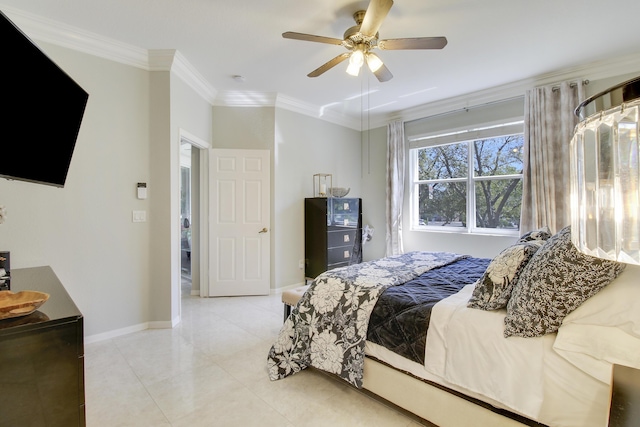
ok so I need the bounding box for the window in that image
[411,130,524,234]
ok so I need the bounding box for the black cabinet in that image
[305,197,362,279]
[0,266,85,427]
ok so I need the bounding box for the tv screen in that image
[1,11,89,188]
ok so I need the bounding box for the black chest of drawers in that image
[305,197,362,280]
[0,266,85,427]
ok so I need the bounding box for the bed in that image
[267,226,640,427]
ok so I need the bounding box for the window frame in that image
[409,122,524,236]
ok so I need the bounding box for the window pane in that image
[418,143,468,180]
[474,179,522,229]
[417,182,467,227]
[473,135,523,177]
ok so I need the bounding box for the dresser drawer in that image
[327,261,350,271]
[328,246,355,264]
[327,229,358,248]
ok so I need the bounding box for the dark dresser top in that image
[0,266,83,335]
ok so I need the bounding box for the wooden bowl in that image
[0,290,50,320]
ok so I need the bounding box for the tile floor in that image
[84,285,430,427]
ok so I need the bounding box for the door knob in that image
[259,227,268,234]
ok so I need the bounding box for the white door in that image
[209,149,270,296]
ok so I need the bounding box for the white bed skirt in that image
[363,355,530,427]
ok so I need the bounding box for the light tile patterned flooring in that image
[84,287,430,426]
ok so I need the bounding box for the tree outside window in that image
[413,134,523,232]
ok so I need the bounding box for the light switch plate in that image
[132,210,146,222]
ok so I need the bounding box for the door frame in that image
[178,129,210,298]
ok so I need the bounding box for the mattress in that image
[365,284,611,427]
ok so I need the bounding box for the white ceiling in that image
[3,0,640,128]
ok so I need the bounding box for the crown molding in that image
[1,5,364,129]
[171,50,217,104]
[2,5,218,105]
[4,5,638,132]
[213,91,278,107]
[148,49,218,104]
[392,53,640,125]
[276,95,362,131]
[212,91,363,130]
[147,49,176,71]
[2,6,149,69]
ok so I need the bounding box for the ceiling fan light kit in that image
[346,47,365,76]
[282,0,447,82]
[366,53,384,73]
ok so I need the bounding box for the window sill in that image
[410,227,519,238]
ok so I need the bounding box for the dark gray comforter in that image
[367,257,490,365]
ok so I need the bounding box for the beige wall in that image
[2,31,637,341]
[0,42,154,336]
[212,107,275,150]
[360,126,388,261]
[0,41,217,338]
[274,108,362,289]
[210,106,362,290]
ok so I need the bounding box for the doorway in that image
[179,135,207,299]
[180,142,193,296]
[177,129,210,302]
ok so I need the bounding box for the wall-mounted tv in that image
[1,10,89,188]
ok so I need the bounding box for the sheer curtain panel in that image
[386,120,405,256]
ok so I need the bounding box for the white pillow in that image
[553,264,640,384]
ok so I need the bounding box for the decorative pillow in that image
[517,226,552,243]
[468,241,542,310]
[504,225,626,338]
[552,264,640,383]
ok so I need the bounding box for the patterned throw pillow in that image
[468,241,542,310]
[517,226,552,243]
[504,226,626,338]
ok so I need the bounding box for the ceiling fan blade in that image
[308,53,351,77]
[373,63,393,82]
[282,31,344,45]
[359,0,394,37]
[379,37,448,50]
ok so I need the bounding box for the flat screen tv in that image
[1,10,89,188]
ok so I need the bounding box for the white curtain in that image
[520,81,585,234]
[386,120,405,256]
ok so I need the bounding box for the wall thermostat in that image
[137,182,147,199]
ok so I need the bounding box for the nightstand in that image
[609,364,640,427]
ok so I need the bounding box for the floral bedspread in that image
[267,251,468,388]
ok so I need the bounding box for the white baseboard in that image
[84,322,150,344]
[85,319,176,344]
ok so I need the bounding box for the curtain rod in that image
[552,79,590,92]
[406,80,590,125]
[404,95,525,125]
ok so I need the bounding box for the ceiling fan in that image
[282,0,447,82]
